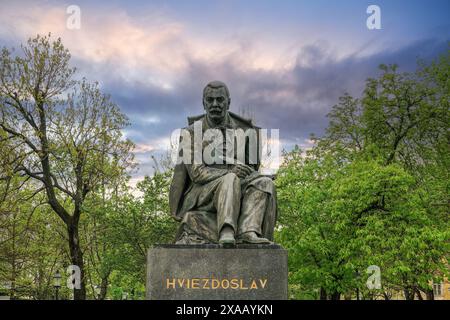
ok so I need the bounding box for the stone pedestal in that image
[146,244,288,300]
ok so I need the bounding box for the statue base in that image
[146,244,288,300]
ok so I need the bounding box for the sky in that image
[0,0,449,184]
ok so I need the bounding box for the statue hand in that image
[231,164,254,179]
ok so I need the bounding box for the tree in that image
[0,34,134,299]
[276,52,449,299]
[104,170,178,299]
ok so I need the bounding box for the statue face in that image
[203,87,229,123]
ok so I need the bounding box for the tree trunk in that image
[425,289,434,300]
[403,288,414,300]
[320,287,327,300]
[415,288,423,300]
[99,275,109,300]
[68,223,86,300]
[330,291,341,300]
[10,213,16,300]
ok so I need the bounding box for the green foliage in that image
[276,51,450,300]
[79,170,177,299]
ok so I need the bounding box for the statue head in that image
[203,80,230,124]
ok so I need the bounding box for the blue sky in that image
[0,0,448,183]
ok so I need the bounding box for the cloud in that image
[133,143,156,154]
[0,1,293,87]
[1,1,448,182]
[81,36,449,182]
[108,37,448,144]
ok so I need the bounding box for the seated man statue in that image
[169,81,277,245]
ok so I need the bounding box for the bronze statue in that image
[169,81,277,245]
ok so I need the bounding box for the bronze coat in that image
[169,111,261,221]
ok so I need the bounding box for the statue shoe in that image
[237,232,272,244]
[219,230,236,246]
